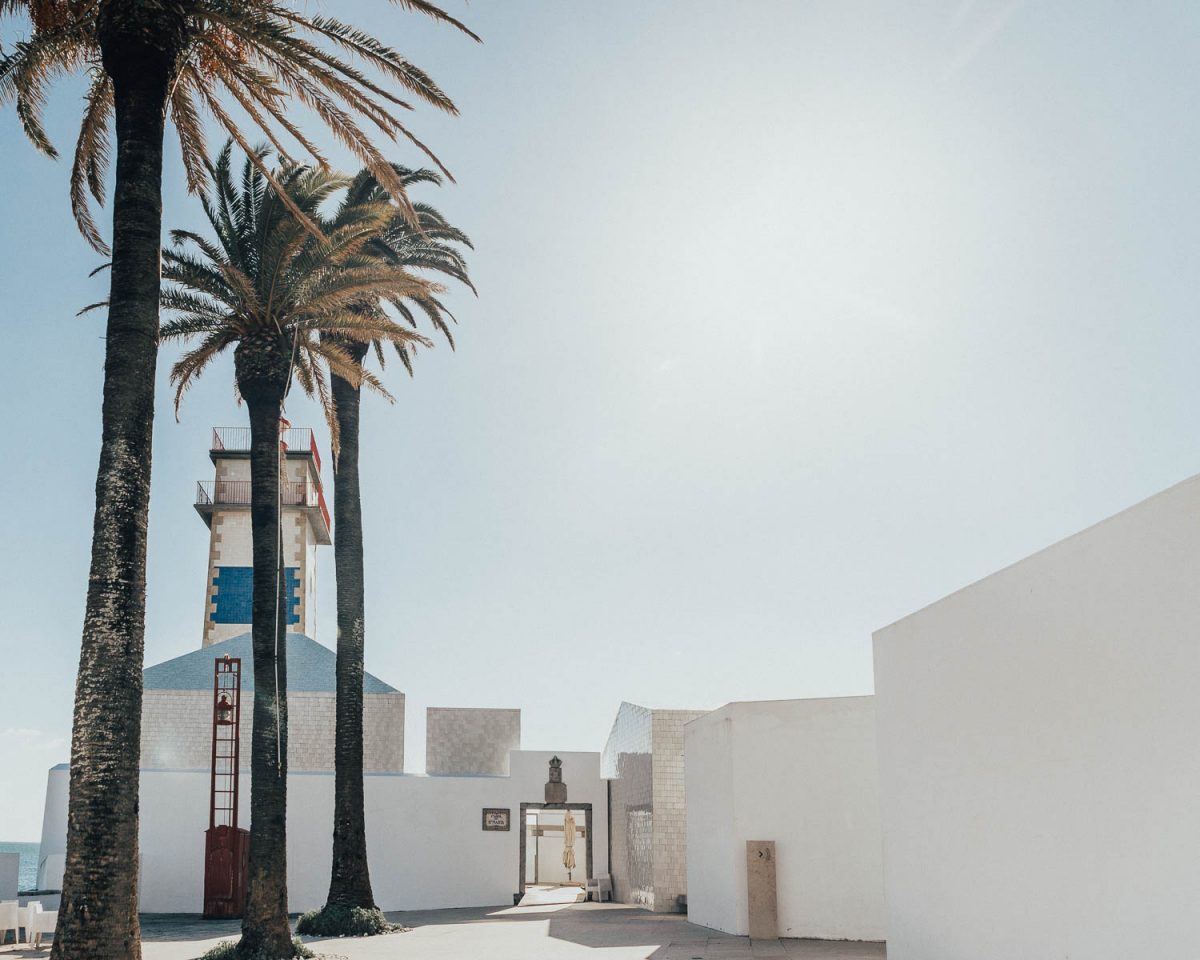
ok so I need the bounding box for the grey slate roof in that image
[143,632,398,694]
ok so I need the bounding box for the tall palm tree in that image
[160,144,435,959]
[1,5,475,959]
[299,167,473,934]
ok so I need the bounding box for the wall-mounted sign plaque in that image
[482,808,510,831]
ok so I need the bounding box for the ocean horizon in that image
[0,842,39,893]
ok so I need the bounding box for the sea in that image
[0,842,39,893]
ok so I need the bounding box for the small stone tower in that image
[195,424,331,647]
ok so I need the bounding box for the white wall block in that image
[874,475,1200,960]
[686,697,885,940]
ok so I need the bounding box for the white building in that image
[40,750,607,913]
[685,697,885,941]
[873,475,1200,960]
[37,427,608,913]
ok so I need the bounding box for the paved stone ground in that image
[1,905,886,959]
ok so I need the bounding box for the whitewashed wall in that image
[38,750,606,913]
[685,698,885,940]
[36,765,68,891]
[873,475,1200,960]
[683,707,735,930]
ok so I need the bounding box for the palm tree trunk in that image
[51,50,174,960]
[238,380,296,960]
[325,350,376,910]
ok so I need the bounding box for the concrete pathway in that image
[1,905,886,960]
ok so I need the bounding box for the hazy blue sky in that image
[3,0,1199,839]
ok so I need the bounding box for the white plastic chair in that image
[20,902,42,947]
[29,907,57,949]
[0,900,19,944]
[585,875,612,902]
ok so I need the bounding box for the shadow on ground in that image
[382,903,885,958]
[124,905,885,959]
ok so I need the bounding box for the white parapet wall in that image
[685,698,885,940]
[873,475,1200,960]
[38,750,606,913]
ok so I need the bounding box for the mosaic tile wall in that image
[650,709,706,911]
[140,689,404,772]
[603,702,654,905]
[209,566,301,625]
[425,707,521,776]
[602,703,707,911]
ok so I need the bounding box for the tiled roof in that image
[143,632,399,694]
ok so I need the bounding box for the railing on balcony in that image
[211,426,322,473]
[196,479,331,531]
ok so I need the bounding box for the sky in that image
[3,0,1200,840]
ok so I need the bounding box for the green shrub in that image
[196,937,314,960]
[295,905,400,938]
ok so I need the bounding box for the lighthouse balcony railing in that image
[195,479,331,531]
[211,426,322,473]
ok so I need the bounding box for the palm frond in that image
[159,307,227,338]
[1,21,93,157]
[76,299,108,317]
[302,15,459,113]
[169,69,210,193]
[317,159,474,392]
[170,328,237,417]
[382,0,480,42]
[196,87,325,240]
[5,0,478,258]
[69,68,112,253]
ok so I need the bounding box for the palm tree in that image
[160,143,435,958]
[1,5,475,958]
[299,168,472,934]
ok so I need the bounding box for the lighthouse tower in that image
[194,424,331,647]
